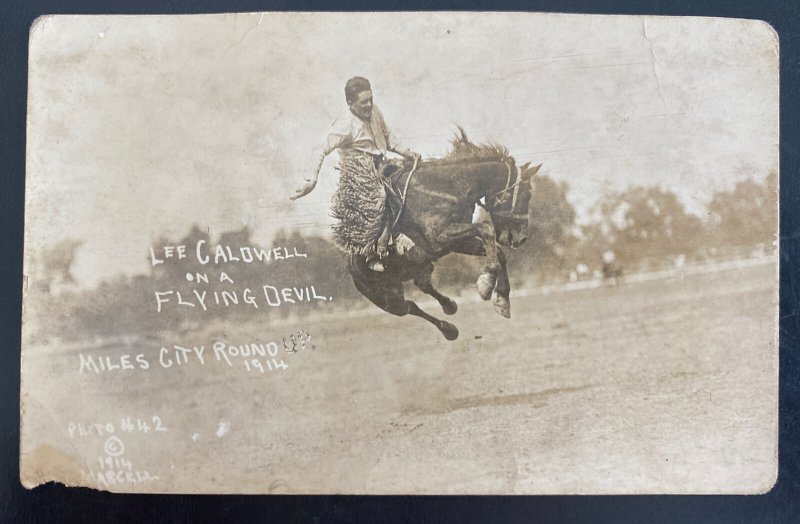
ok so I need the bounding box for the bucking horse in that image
[337,130,541,340]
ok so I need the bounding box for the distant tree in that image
[707,171,777,250]
[568,222,613,273]
[433,253,484,289]
[69,273,164,338]
[150,224,212,284]
[595,186,703,268]
[40,225,371,341]
[270,229,360,302]
[38,239,82,294]
[508,175,577,278]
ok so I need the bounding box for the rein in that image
[390,155,419,229]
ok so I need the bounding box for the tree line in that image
[27,172,776,341]
[506,170,777,281]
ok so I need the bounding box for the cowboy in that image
[291,76,419,271]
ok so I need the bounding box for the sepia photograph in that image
[20,12,778,494]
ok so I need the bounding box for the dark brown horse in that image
[346,131,541,340]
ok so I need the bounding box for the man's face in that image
[349,90,373,120]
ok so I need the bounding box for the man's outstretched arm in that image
[290,121,350,201]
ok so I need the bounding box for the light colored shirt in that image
[313,105,403,176]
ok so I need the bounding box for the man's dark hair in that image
[345,77,371,104]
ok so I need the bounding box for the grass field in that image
[21,261,778,494]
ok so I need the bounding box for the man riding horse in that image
[290,76,420,272]
[291,77,541,340]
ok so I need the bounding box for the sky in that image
[25,13,778,287]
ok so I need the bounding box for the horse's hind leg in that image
[348,257,458,340]
[413,263,457,315]
[405,301,459,340]
[382,297,459,341]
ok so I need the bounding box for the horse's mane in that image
[439,127,510,164]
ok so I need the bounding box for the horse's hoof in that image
[442,298,458,315]
[477,273,496,301]
[493,295,511,318]
[438,321,459,341]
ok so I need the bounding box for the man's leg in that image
[376,224,390,256]
[369,155,392,271]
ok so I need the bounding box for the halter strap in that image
[511,164,522,212]
[491,161,514,207]
[488,160,528,218]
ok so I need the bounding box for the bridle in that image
[483,159,529,220]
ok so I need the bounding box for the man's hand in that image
[290,178,317,201]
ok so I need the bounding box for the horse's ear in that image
[522,163,542,180]
[520,161,531,170]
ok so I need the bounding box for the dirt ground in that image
[20,261,778,494]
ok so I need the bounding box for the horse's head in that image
[490,161,541,249]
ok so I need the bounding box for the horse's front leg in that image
[451,238,512,318]
[491,247,511,318]
[435,221,501,299]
